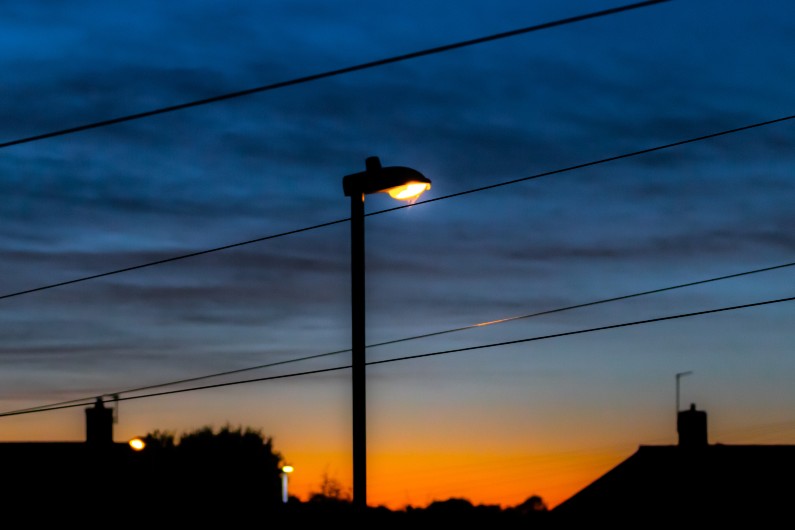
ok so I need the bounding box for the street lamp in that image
[281,465,294,504]
[342,156,431,512]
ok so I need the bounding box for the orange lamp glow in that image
[129,437,146,451]
[386,181,431,200]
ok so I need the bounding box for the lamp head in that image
[343,156,431,201]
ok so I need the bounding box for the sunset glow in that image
[1,0,794,517]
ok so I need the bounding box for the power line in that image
[381,114,795,211]
[369,294,795,366]
[5,259,793,417]
[0,364,349,417]
[0,217,347,301]
[3,292,792,418]
[2,113,792,303]
[0,0,671,149]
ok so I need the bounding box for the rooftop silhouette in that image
[553,403,795,524]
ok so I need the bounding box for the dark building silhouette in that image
[85,397,114,446]
[552,403,795,524]
[677,402,708,447]
[0,399,283,523]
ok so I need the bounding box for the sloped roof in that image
[553,444,795,523]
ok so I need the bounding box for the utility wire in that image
[5,259,793,417]
[3,292,792,418]
[376,115,795,213]
[0,0,670,149]
[0,218,346,301]
[369,294,795,366]
[2,113,792,303]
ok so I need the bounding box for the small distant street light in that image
[281,465,294,504]
[342,156,431,511]
[128,437,146,451]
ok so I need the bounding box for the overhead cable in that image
[0,1,671,149]
[2,113,791,303]
[3,292,791,418]
[4,259,792,417]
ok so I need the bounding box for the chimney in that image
[677,403,708,447]
[85,397,114,446]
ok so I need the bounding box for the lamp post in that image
[342,156,431,512]
[281,465,294,504]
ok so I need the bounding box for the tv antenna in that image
[106,393,120,424]
[676,371,693,414]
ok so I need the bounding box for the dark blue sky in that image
[1,0,794,508]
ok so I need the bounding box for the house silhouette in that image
[552,403,795,524]
[0,398,282,522]
[1,399,140,508]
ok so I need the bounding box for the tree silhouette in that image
[512,494,548,514]
[141,428,176,449]
[134,423,285,521]
[309,470,350,502]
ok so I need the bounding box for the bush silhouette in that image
[135,424,284,519]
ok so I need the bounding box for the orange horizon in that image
[280,446,634,511]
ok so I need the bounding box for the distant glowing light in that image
[386,182,431,201]
[129,438,146,451]
[281,465,294,504]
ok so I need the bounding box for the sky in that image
[1,0,794,510]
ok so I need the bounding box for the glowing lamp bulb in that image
[282,465,294,473]
[129,438,146,451]
[386,181,431,200]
